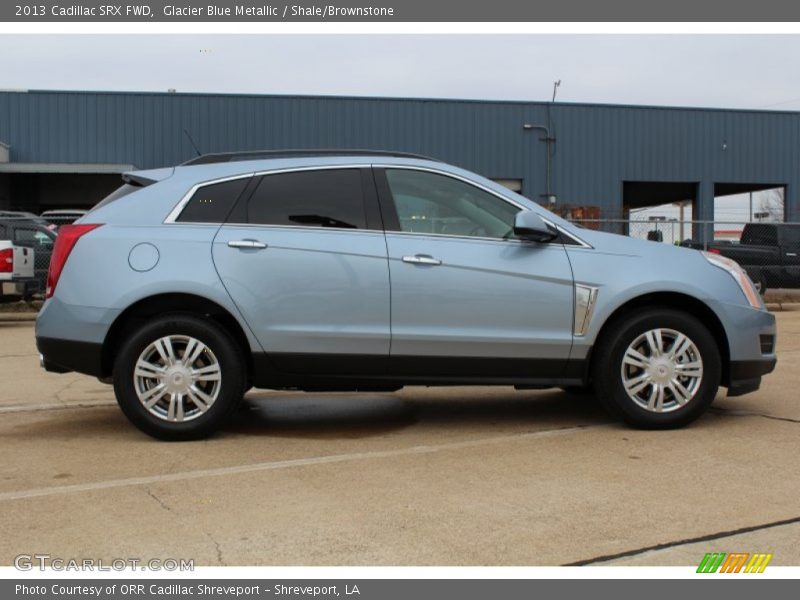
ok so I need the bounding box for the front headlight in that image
[702,251,762,309]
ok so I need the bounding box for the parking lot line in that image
[0,424,602,503]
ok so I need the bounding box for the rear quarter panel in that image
[50,223,263,351]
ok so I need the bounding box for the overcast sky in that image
[1,34,800,110]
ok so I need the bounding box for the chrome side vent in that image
[574,285,599,336]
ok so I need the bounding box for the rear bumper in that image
[36,336,104,377]
[35,298,120,376]
[726,358,777,397]
[1,278,36,299]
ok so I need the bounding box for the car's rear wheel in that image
[113,314,246,440]
[592,309,721,429]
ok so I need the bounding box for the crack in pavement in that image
[205,532,227,566]
[145,487,173,513]
[53,377,91,403]
[710,406,800,424]
[0,400,116,413]
[564,515,800,566]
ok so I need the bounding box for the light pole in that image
[522,123,556,207]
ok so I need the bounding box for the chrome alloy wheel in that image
[620,328,704,413]
[133,335,221,422]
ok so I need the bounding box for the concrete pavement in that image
[0,311,798,566]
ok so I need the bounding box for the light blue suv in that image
[36,151,777,440]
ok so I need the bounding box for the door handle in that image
[228,240,267,250]
[786,252,797,257]
[402,254,442,266]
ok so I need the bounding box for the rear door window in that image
[246,169,366,230]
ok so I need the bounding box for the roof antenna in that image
[552,80,562,102]
[183,129,202,156]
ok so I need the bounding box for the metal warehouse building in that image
[0,89,798,222]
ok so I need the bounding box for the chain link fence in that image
[0,215,81,302]
[569,218,800,296]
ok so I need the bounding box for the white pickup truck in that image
[0,240,35,302]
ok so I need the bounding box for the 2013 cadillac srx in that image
[35,151,777,440]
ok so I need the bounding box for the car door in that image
[212,167,391,376]
[375,167,575,380]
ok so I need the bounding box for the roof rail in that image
[181,149,440,166]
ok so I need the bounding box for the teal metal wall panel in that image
[0,90,799,218]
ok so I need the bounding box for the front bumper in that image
[726,358,777,397]
[710,298,777,398]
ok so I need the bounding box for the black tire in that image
[113,314,246,441]
[592,308,721,429]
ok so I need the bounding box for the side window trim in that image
[168,164,431,235]
[166,173,254,224]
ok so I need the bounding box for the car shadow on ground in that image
[4,388,615,442]
[226,388,612,439]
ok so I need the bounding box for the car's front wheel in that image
[113,314,246,440]
[592,309,721,429]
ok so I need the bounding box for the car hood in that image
[571,226,702,261]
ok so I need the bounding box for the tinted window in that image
[247,169,366,229]
[742,225,778,246]
[781,226,800,246]
[177,178,249,223]
[385,169,520,239]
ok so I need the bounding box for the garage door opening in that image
[623,181,697,244]
[713,183,786,242]
[0,163,134,214]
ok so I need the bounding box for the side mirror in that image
[513,211,557,242]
